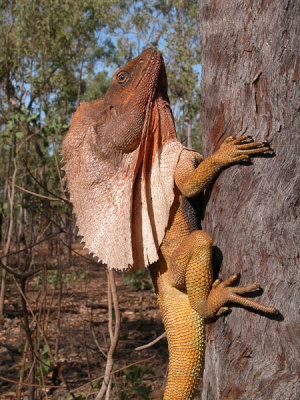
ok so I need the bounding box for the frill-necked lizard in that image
[62,49,278,399]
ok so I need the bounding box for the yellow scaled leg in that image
[169,229,278,318]
[157,280,205,400]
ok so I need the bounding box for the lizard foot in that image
[203,273,279,318]
[215,135,274,165]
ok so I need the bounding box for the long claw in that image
[232,135,252,144]
[232,283,260,294]
[229,293,279,314]
[232,155,250,162]
[236,141,267,150]
[238,146,271,155]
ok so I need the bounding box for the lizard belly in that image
[160,192,199,264]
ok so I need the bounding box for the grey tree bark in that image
[197,1,299,399]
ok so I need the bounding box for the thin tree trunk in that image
[55,238,63,360]
[1,146,12,245]
[197,1,299,399]
[16,339,29,400]
[186,118,192,149]
[65,205,73,266]
[96,270,121,400]
[0,158,17,322]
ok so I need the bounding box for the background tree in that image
[164,0,201,149]
[0,0,120,319]
[198,1,299,399]
[0,1,122,397]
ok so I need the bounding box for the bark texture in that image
[197,1,299,399]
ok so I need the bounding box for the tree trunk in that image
[197,1,299,399]
[186,118,192,148]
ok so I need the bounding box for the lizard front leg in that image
[175,135,272,198]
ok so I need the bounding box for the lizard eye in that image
[117,71,130,84]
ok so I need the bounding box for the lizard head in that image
[104,48,167,110]
[62,49,171,176]
[102,48,168,152]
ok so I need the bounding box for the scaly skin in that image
[150,136,278,400]
[62,49,279,400]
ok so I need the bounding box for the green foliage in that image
[124,364,147,383]
[0,0,123,258]
[118,365,152,399]
[37,343,51,380]
[65,364,152,399]
[22,339,52,384]
[66,395,86,400]
[67,395,87,400]
[36,270,89,288]
[91,377,104,389]
[123,269,152,291]
[81,70,112,102]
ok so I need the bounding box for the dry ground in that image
[0,242,170,399]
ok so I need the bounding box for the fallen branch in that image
[135,332,167,351]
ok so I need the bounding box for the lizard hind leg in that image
[170,230,279,318]
[169,230,213,289]
[157,283,205,400]
[169,230,215,316]
[152,230,212,399]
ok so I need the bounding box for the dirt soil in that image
[0,242,170,399]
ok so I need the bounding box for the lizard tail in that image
[155,273,205,399]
